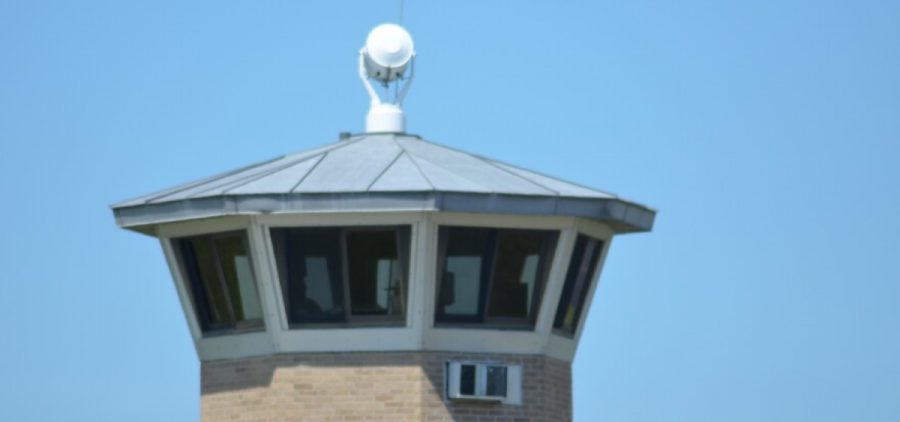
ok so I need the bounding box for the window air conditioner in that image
[445,361,522,404]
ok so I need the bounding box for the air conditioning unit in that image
[445,361,522,405]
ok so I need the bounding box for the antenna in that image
[360,23,415,133]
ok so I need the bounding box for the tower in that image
[112,24,655,421]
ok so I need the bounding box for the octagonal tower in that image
[112,24,654,422]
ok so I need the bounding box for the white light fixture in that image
[359,23,415,133]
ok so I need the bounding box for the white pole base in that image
[366,103,405,133]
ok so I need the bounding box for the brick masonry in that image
[201,351,572,421]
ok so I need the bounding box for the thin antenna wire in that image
[398,0,407,101]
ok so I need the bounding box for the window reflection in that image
[346,230,404,317]
[173,232,264,334]
[488,231,547,319]
[553,235,604,336]
[438,228,490,320]
[271,226,410,326]
[274,228,345,324]
[436,226,558,327]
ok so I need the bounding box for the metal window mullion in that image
[576,239,598,286]
[179,239,214,331]
[479,229,500,322]
[434,226,449,320]
[239,232,263,323]
[566,238,590,309]
[571,239,598,305]
[209,236,238,327]
[572,239,602,323]
[529,231,557,324]
[281,229,294,325]
[394,227,407,317]
[340,228,353,323]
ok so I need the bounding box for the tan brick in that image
[201,352,571,421]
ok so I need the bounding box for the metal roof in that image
[112,133,655,234]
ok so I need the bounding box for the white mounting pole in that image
[396,56,415,106]
[360,51,415,133]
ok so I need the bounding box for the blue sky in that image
[1,1,898,420]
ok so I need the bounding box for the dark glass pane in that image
[214,236,262,322]
[436,227,558,327]
[486,366,507,397]
[346,230,404,316]
[437,227,492,321]
[182,238,231,329]
[174,232,263,334]
[273,228,345,324]
[460,364,476,396]
[272,226,410,326]
[553,235,603,335]
[487,230,554,320]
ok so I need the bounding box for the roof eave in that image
[112,192,655,235]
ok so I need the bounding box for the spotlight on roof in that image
[359,24,416,133]
[363,24,415,83]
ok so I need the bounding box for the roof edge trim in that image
[112,192,655,235]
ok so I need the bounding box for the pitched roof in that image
[112,133,655,233]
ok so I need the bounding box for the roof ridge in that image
[189,137,369,197]
[138,155,285,205]
[133,138,366,204]
[279,136,366,160]
[469,154,560,196]
[397,138,526,193]
[407,136,618,198]
[187,142,352,198]
[219,154,323,195]
[394,138,437,190]
[482,156,618,198]
[365,148,406,191]
[288,152,329,193]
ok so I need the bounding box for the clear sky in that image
[1,1,898,421]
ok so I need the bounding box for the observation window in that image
[270,226,411,327]
[172,232,264,335]
[435,226,558,328]
[553,234,604,336]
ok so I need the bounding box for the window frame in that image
[271,225,412,329]
[434,225,559,330]
[552,233,605,338]
[171,230,265,336]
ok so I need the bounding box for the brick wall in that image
[201,351,572,421]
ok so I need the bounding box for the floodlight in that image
[359,23,416,133]
[363,24,415,82]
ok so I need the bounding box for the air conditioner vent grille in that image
[445,361,522,405]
